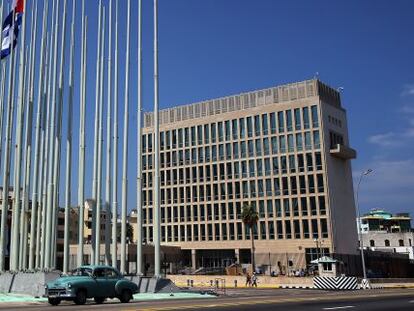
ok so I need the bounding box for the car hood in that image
[47,276,91,288]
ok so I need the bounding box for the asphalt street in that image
[0,288,413,311]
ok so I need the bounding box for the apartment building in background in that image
[141,79,358,272]
[359,209,414,260]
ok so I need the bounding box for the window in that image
[239,118,246,138]
[399,239,404,247]
[286,110,293,131]
[225,120,231,140]
[218,122,224,141]
[271,137,278,154]
[303,107,310,129]
[263,138,270,155]
[370,240,375,247]
[296,133,303,151]
[313,131,320,149]
[262,114,268,135]
[385,239,390,247]
[270,112,276,134]
[294,108,301,130]
[211,123,216,143]
[232,119,238,140]
[311,105,319,128]
[247,117,253,137]
[254,115,261,136]
[278,111,284,133]
[287,134,294,152]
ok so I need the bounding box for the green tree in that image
[241,202,258,272]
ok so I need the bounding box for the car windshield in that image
[71,267,93,276]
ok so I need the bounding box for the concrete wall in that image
[320,101,358,255]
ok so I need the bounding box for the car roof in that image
[77,265,119,271]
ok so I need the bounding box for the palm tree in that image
[241,203,258,272]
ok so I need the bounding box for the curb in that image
[281,285,314,289]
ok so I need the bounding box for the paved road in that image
[0,288,413,311]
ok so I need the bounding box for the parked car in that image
[45,265,139,306]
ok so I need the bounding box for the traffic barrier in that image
[313,276,358,290]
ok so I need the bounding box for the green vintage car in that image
[45,265,139,306]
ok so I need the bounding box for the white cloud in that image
[401,84,414,97]
[354,159,414,214]
[367,132,402,147]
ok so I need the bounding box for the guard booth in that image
[311,256,342,277]
[312,256,359,290]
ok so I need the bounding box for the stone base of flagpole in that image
[0,271,61,297]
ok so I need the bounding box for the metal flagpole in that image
[95,8,105,266]
[45,0,60,269]
[19,47,30,270]
[136,0,143,276]
[64,0,76,274]
[41,28,53,268]
[0,7,18,272]
[30,0,49,271]
[51,0,68,269]
[77,3,87,266]
[104,0,113,267]
[153,0,161,278]
[21,1,39,270]
[11,0,28,271]
[121,0,131,274]
[91,0,103,265]
[0,1,5,176]
[111,0,119,269]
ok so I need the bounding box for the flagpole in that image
[45,0,60,269]
[0,7,18,272]
[92,0,103,265]
[31,0,49,271]
[50,0,68,269]
[121,0,131,274]
[21,1,39,270]
[77,1,87,267]
[64,0,76,274]
[10,0,28,271]
[41,27,53,268]
[19,47,31,270]
[104,0,113,266]
[0,2,6,178]
[153,0,161,278]
[95,7,105,266]
[136,0,143,276]
[112,0,119,269]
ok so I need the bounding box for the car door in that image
[93,267,111,297]
[104,268,119,297]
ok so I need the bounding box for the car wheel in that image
[119,289,132,303]
[48,298,61,306]
[94,297,105,304]
[74,289,87,305]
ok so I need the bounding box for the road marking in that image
[323,307,355,310]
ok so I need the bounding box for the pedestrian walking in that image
[252,272,258,287]
[245,273,251,287]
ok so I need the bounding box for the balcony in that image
[330,144,357,160]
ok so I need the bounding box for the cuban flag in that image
[1,0,25,60]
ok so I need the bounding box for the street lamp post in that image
[355,169,373,286]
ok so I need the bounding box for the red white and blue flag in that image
[1,0,25,60]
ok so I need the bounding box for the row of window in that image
[369,239,412,247]
[143,131,321,170]
[143,152,324,188]
[141,218,329,243]
[141,196,327,225]
[143,106,320,152]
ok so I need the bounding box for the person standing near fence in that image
[252,272,258,287]
[245,273,251,287]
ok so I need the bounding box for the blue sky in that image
[4,0,414,216]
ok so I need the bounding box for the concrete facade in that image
[140,79,358,271]
[361,231,414,260]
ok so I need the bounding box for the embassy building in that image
[141,79,358,273]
